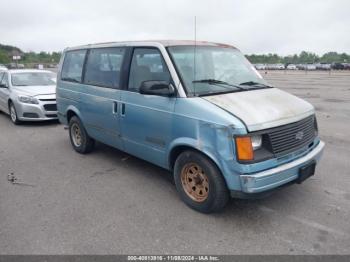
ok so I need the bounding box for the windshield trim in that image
[166,46,190,96]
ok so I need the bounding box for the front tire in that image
[174,150,229,213]
[69,116,95,154]
[9,102,21,125]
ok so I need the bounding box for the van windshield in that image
[167,46,270,96]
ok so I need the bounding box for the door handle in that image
[121,103,126,116]
[113,101,118,114]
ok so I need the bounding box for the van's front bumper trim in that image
[239,141,325,194]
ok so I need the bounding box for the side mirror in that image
[0,83,8,88]
[139,81,175,97]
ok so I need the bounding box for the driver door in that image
[119,47,176,168]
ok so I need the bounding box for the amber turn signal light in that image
[235,136,254,161]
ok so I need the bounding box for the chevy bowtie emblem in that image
[295,131,304,140]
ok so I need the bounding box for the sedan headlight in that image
[18,95,39,104]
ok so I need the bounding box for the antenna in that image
[193,16,197,96]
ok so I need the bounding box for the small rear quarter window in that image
[61,50,87,83]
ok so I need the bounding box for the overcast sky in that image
[0,0,349,55]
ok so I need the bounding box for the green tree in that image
[0,50,10,64]
[298,51,319,63]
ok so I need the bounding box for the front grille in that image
[43,104,57,111]
[39,98,56,102]
[268,115,316,156]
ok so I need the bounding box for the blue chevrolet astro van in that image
[57,40,325,213]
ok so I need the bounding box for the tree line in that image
[246,51,350,64]
[0,43,61,64]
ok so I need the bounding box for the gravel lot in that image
[0,71,349,255]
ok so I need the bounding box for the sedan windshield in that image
[11,72,56,86]
[168,46,270,96]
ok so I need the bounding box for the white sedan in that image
[0,69,57,124]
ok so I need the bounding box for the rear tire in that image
[9,102,21,125]
[69,116,95,154]
[174,150,229,213]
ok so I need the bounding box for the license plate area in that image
[297,161,316,184]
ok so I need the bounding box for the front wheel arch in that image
[168,144,222,173]
[66,109,77,123]
[8,99,13,112]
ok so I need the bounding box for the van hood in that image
[12,85,56,96]
[202,88,314,132]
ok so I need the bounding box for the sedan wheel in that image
[9,103,20,125]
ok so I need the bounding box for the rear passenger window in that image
[61,50,86,83]
[128,48,171,92]
[84,48,125,89]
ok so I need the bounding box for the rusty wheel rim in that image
[71,123,82,147]
[180,163,209,202]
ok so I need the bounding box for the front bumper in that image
[15,97,58,121]
[236,140,325,194]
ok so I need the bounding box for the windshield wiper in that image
[193,79,245,90]
[239,81,273,88]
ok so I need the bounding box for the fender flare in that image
[65,105,83,122]
[167,137,222,172]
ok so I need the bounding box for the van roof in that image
[65,40,236,51]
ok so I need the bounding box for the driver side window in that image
[128,48,171,92]
[0,72,9,87]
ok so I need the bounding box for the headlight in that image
[251,135,262,150]
[235,135,264,161]
[18,95,39,104]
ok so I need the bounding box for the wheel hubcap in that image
[71,123,82,147]
[10,105,16,122]
[180,163,209,202]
